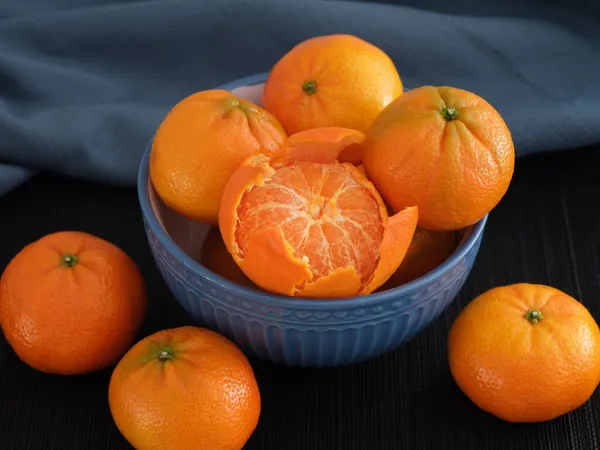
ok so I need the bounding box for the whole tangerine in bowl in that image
[363,85,515,231]
[150,89,286,225]
[137,73,488,367]
[262,34,403,141]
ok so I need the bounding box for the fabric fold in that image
[0,0,599,196]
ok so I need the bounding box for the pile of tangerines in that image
[1,34,599,450]
[150,34,515,298]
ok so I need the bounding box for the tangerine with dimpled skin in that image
[0,231,146,375]
[363,85,515,231]
[219,127,418,298]
[262,34,403,163]
[448,283,600,423]
[150,89,287,225]
[109,326,261,450]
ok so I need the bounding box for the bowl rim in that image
[137,74,488,310]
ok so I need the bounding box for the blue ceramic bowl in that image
[137,73,487,367]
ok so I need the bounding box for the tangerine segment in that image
[275,127,366,165]
[219,137,418,297]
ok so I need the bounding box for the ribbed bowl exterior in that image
[143,217,482,367]
[138,73,487,367]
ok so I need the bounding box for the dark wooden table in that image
[1,145,599,449]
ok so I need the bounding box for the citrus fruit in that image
[219,127,418,298]
[150,89,287,225]
[363,85,515,231]
[262,34,403,159]
[448,283,600,423]
[109,326,261,450]
[200,227,256,288]
[383,227,457,288]
[0,231,146,375]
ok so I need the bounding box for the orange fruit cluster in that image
[146,33,600,428]
[2,33,597,450]
[151,33,516,298]
[0,232,261,450]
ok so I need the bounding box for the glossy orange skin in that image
[219,127,418,298]
[384,227,457,287]
[363,86,515,231]
[0,231,146,375]
[262,34,403,148]
[448,283,600,423]
[150,89,287,225]
[109,326,261,450]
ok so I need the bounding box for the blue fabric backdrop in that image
[0,0,598,195]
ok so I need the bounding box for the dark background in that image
[1,144,599,449]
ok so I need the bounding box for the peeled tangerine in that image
[219,127,418,298]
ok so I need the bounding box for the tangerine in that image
[150,89,287,225]
[448,283,600,422]
[109,326,261,450]
[219,127,418,298]
[363,86,515,231]
[0,231,146,375]
[262,34,403,163]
